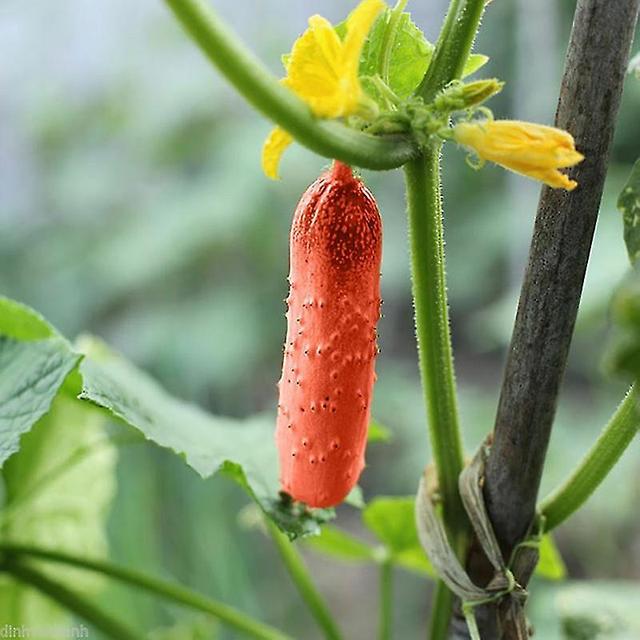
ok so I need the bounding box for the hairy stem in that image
[404,150,465,539]
[416,0,486,101]
[265,520,343,640]
[541,387,640,530]
[0,544,292,640]
[164,0,417,170]
[405,148,466,638]
[4,560,139,640]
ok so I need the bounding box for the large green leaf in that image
[0,296,331,539]
[76,336,331,538]
[618,159,640,264]
[0,394,116,626]
[556,581,640,639]
[0,297,80,467]
[360,9,434,101]
[363,496,434,576]
[0,338,80,467]
[306,497,434,576]
[0,297,57,341]
[304,525,378,563]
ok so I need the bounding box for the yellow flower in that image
[262,0,385,180]
[453,120,584,191]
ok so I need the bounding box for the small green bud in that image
[433,78,504,113]
[460,79,504,108]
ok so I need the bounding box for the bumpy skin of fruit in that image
[276,161,382,508]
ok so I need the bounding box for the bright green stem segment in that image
[163,0,417,171]
[540,386,640,531]
[417,0,487,101]
[404,149,466,537]
[0,544,292,640]
[5,560,139,640]
[266,520,343,640]
[379,560,393,640]
[405,149,466,640]
[429,581,455,640]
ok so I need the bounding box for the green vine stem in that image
[378,559,393,640]
[428,581,456,640]
[265,520,343,640]
[404,148,466,543]
[405,1,487,635]
[417,0,486,101]
[164,0,418,171]
[404,149,467,640]
[0,544,292,640]
[4,560,140,640]
[540,386,640,531]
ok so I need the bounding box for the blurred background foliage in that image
[0,0,639,638]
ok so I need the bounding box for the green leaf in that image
[305,525,378,563]
[360,10,434,101]
[535,534,567,581]
[462,54,490,78]
[0,296,330,539]
[0,296,58,341]
[346,485,365,508]
[368,420,392,443]
[0,395,116,626]
[629,51,640,79]
[76,336,330,539]
[618,159,640,264]
[556,581,640,638]
[604,264,640,379]
[0,337,80,467]
[363,497,434,576]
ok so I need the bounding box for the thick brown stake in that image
[454,1,640,638]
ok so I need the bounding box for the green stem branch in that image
[416,0,486,101]
[164,0,417,170]
[429,581,455,640]
[379,560,393,640]
[0,544,291,640]
[4,560,139,640]
[540,386,640,530]
[404,149,466,541]
[265,520,343,640]
[405,148,466,639]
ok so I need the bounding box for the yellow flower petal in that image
[308,15,343,76]
[283,0,384,118]
[261,0,385,178]
[343,0,386,77]
[262,127,294,180]
[454,120,584,190]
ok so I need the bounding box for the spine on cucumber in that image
[276,161,382,508]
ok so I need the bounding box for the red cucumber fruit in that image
[276,161,382,508]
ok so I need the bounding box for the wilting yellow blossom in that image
[453,120,584,190]
[262,0,385,180]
